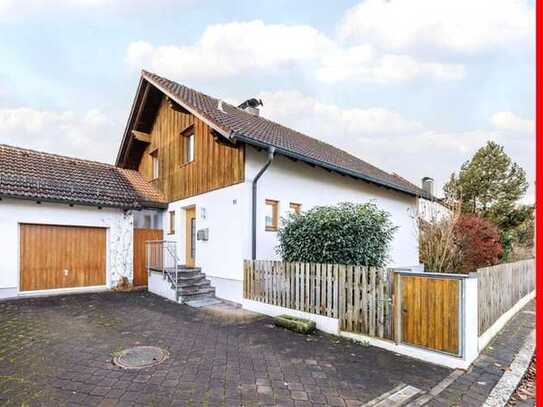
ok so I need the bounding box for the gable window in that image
[168,211,176,234]
[289,202,302,214]
[181,130,195,165]
[151,150,159,179]
[265,199,279,231]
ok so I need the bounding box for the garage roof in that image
[0,144,166,209]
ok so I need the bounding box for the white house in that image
[0,70,434,303]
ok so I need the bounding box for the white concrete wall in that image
[246,147,420,267]
[418,198,450,223]
[0,198,134,299]
[208,276,244,304]
[148,270,177,302]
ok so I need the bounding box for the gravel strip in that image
[508,354,536,406]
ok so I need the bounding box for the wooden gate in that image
[133,228,163,286]
[398,274,461,355]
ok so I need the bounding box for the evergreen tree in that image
[443,141,528,230]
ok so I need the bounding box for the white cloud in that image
[0,107,121,163]
[257,91,534,202]
[127,21,334,80]
[126,20,464,84]
[340,0,534,54]
[317,45,465,84]
[0,0,191,21]
[0,0,108,19]
[491,111,534,133]
[258,90,422,138]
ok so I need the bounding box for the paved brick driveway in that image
[0,292,451,406]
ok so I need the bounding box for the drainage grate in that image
[112,346,169,370]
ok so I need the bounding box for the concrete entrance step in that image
[184,298,222,308]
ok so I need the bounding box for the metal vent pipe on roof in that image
[422,177,434,196]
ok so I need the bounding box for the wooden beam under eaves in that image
[211,129,236,147]
[166,97,190,114]
[131,130,151,143]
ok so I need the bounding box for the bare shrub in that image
[418,202,462,273]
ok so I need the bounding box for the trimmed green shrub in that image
[277,202,397,266]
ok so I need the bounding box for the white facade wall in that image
[246,147,420,268]
[0,198,134,299]
[164,183,250,303]
[418,198,450,223]
[166,147,421,304]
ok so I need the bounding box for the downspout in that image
[252,147,275,259]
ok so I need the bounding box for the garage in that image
[19,224,107,291]
[0,144,166,299]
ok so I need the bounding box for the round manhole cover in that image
[112,346,169,369]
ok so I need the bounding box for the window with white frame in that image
[182,132,195,164]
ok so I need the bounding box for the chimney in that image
[421,177,434,196]
[238,98,263,116]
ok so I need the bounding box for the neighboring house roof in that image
[0,144,166,209]
[116,70,431,199]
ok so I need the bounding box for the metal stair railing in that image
[146,240,182,295]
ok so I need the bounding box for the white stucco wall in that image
[246,147,420,267]
[0,198,134,299]
[418,198,450,223]
[164,182,250,279]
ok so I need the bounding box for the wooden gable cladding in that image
[137,97,244,202]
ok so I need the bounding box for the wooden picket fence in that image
[244,259,535,357]
[243,260,394,339]
[477,259,535,335]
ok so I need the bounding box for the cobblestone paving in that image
[424,300,535,407]
[0,292,449,406]
[0,291,451,406]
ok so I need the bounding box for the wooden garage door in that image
[20,224,106,291]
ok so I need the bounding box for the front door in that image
[185,207,196,267]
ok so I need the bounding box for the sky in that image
[0,0,535,202]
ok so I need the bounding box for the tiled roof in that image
[0,144,165,209]
[140,70,429,198]
[118,168,166,205]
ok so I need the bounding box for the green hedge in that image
[277,202,396,267]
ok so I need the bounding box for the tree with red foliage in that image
[454,215,503,273]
